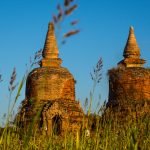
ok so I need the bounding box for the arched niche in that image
[52,115,62,135]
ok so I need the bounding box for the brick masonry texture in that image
[107,27,150,117]
[17,23,84,135]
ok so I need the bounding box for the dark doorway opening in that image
[52,115,62,135]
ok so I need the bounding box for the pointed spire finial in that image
[49,22,54,31]
[118,26,145,67]
[42,22,59,59]
[130,26,134,33]
[40,22,62,67]
[123,26,140,58]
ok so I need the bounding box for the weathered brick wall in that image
[26,66,75,102]
[108,67,150,108]
[17,98,84,134]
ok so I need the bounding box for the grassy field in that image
[0,106,150,150]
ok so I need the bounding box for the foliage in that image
[0,108,150,149]
[52,0,80,46]
[87,57,103,116]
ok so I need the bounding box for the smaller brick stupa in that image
[17,22,84,135]
[107,27,150,117]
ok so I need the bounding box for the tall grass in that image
[0,110,150,149]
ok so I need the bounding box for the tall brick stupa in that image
[17,23,84,135]
[107,27,150,116]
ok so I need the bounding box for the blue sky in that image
[0,0,150,120]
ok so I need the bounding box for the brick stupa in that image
[17,23,84,135]
[107,27,150,117]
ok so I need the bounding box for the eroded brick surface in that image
[17,23,84,135]
[107,27,150,117]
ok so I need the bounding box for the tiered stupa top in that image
[25,22,75,102]
[41,23,62,67]
[118,26,145,67]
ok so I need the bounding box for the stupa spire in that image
[118,26,145,68]
[42,22,59,59]
[123,26,140,59]
[41,22,62,67]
